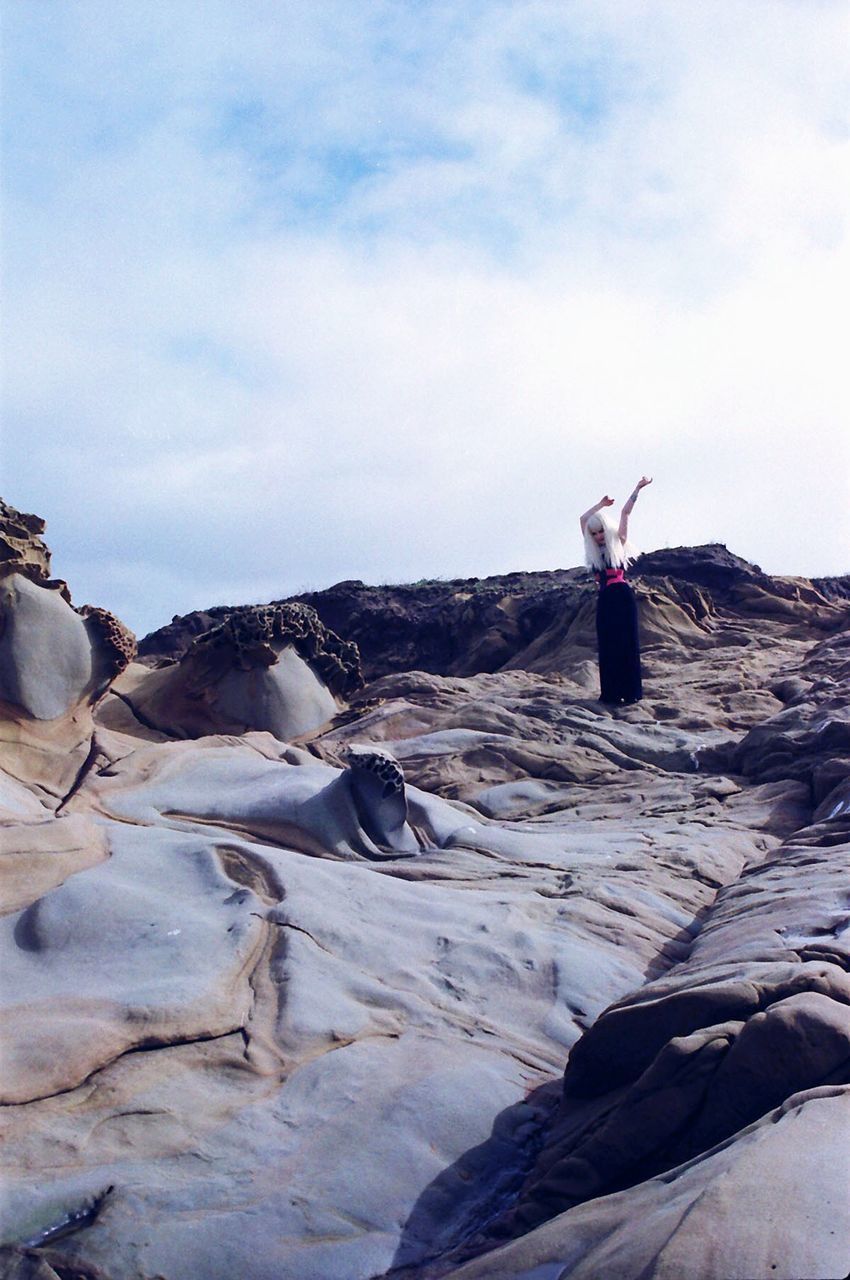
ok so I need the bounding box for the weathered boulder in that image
[506,834,850,1234]
[0,499,136,802]
[0,500,135,717]
[115,602,361,742]
[0,499,53,586]
[439,1086,850,1280]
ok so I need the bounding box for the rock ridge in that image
[139,543,845,684]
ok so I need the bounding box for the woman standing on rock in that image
[580,478,652,706]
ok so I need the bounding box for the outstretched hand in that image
[600,495,615,507]
[637,476,653,489]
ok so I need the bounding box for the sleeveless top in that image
[595,567,626,589]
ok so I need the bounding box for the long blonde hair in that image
[584,512,639,571]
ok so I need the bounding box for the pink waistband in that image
[602,568,625,585]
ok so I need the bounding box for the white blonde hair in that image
[584,511,639,571]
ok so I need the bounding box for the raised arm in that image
[618,476,652,542]
[580,495,615,534]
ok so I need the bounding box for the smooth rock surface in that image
[440,1086,850,1280]
[1,531,848,1280]
[118,600,361,742]
[0,507,136,806]
[118,645,340,742]
[0,574,94,721]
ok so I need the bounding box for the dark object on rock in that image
[344,747,417,853]
[595,571,642,705]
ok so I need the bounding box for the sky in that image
[2,0,848,639]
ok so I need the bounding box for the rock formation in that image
[1,503,848,1280]
[0,499,136,805]
[105,603,361,743]
[0,498,54,585]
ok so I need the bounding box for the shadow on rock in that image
[378,1080,561,1280]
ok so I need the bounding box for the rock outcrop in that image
[140,544,843,689]
[1,508,848,1280]
[0,499,53,585]
[106,601,361,743]
[0,500,136,805]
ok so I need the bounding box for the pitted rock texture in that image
[187,602,362,697]
[2,542,849,1280]
[78,605,137,680]
[140,600,362,691]
[345,746,406,798]
[344,747,418,854]
[0,498,54,589]
[115,603,361,741]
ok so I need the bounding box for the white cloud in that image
[2,0,848,638]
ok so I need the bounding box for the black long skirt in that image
[596,582,642,705]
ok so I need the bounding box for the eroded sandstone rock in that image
[114,602,361,742]
[1,538,848,1280]
[505,833,850,1235]
[344,746,418,853]
[0,500,137,804]
[439,1086,850,1280]
[0,822,266,1104]
[139,543,843,687]
[0,499,54,589]
[0,500,136,709]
